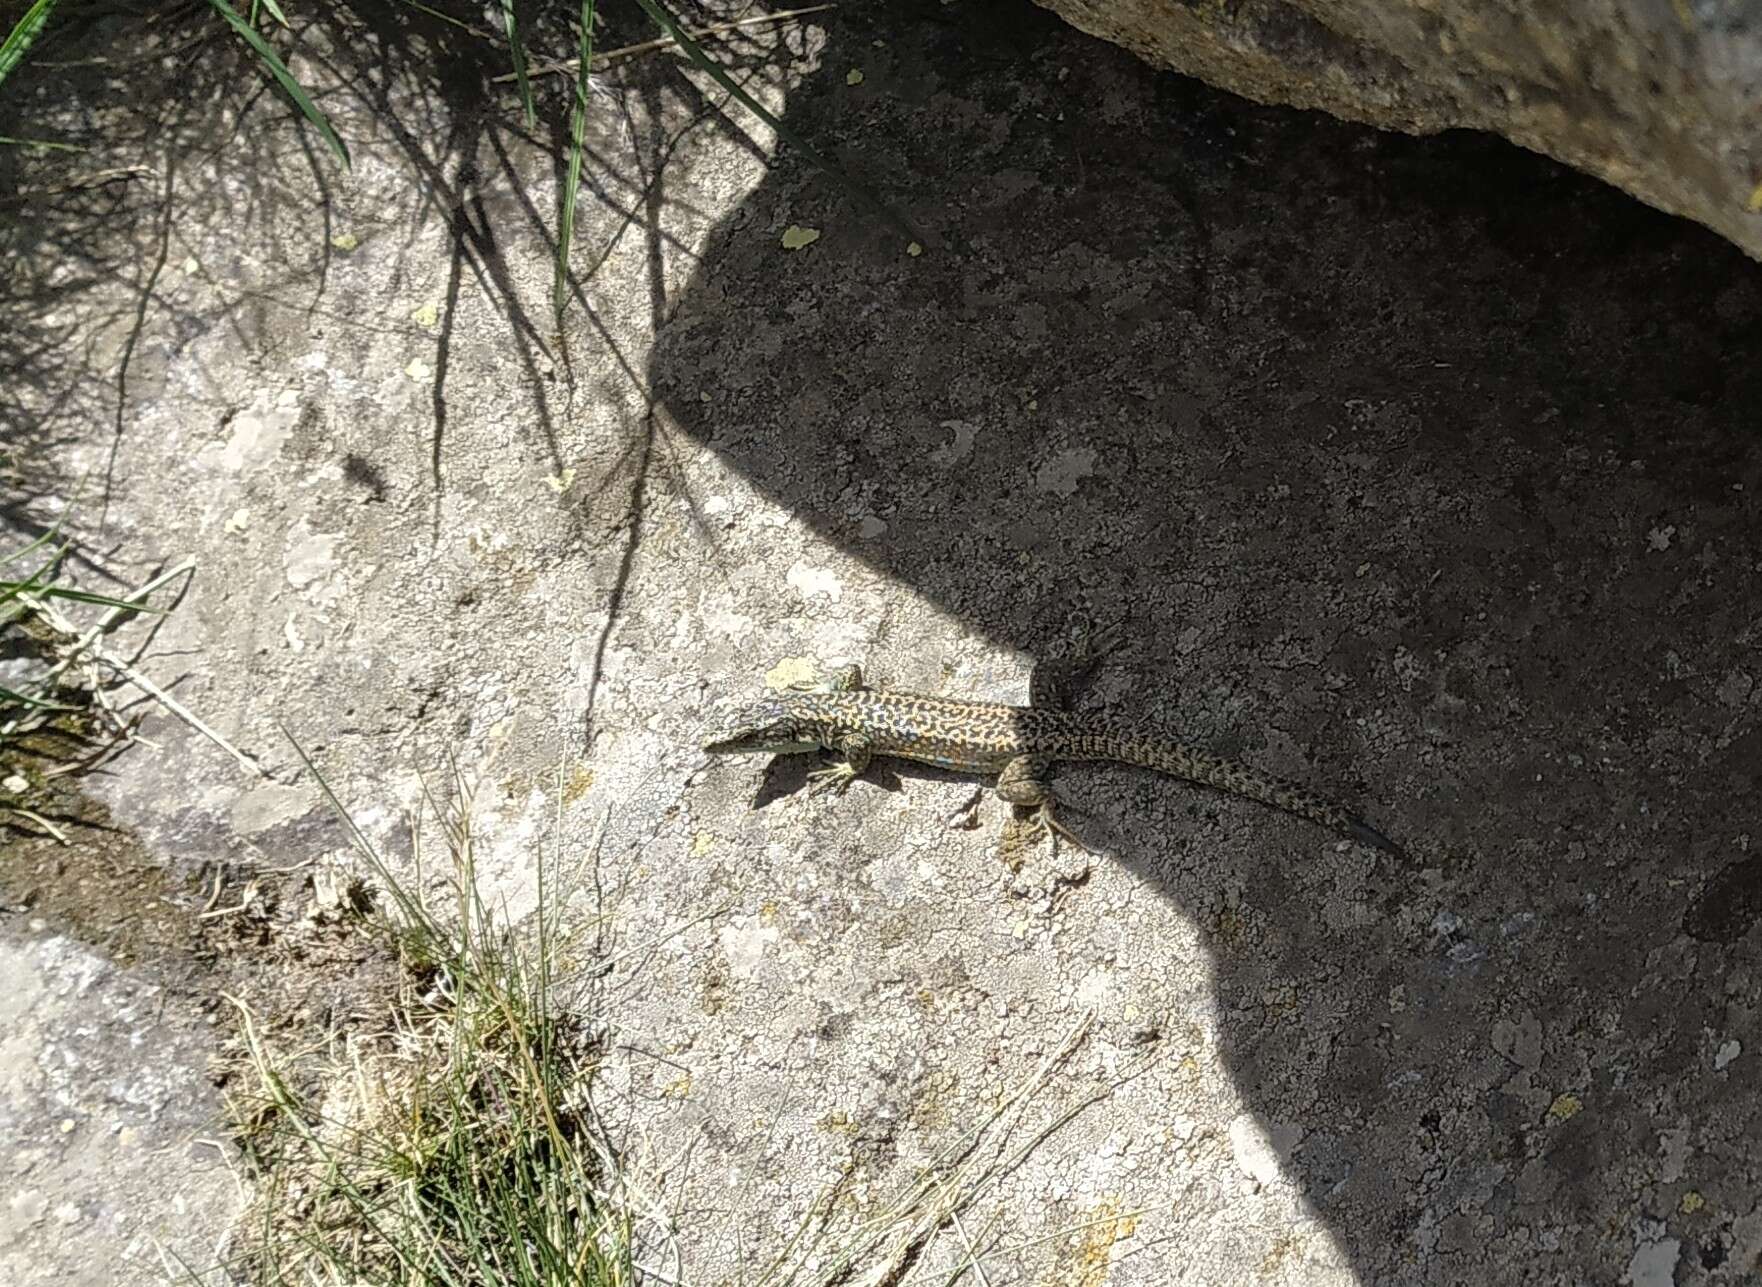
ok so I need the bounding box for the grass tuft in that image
[8,0,915,328]
[213,752,649,1285]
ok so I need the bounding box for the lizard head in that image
[702,697,822,757]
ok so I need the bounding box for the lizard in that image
[702,646,1402,857]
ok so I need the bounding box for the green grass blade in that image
[500,0,535,129]
[0,0,60,87]
[0,684,78,713]
[0,580,166,612]
[206,0,350,169]
[386,0,483,35]
[553,0,598,320]
[626,0,921,246]
[3,548,62,603]
[257,0,289,25]
[278,722,434,938]
[0,134,82,151]
[0,527,62,568]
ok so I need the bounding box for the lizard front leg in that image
[791,663,866,695]
[994,754,1093,853]
[807,733,873,797]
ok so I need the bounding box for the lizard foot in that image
[1028,801,1097,855]
[806,762,860,797]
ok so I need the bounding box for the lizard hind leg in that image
[994,755,1095,854]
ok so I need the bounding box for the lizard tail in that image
[1075,731,1404,857]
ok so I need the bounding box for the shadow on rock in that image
[651,0,1762,1279]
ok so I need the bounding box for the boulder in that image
[1035,0,1762,257]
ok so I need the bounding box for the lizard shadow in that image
[749,752,988,822]
[650,0,1762,1279]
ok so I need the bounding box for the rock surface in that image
[0,930,236,1284]
[4,0,1762,1282]
[1034,0,1762,259]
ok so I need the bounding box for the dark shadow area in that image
[648,0,1762,1279]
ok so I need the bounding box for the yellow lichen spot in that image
[562,764,595,804]
[758,899,779,924]
[545,467,576,494]
[817,1109,857,1135]
[764,656,819,690]
[1064,1195,1138,1286]
[780,225,821,250]
[663,1075,693,1099]
[909,1070,957,1133]
[1213,905,1249,946]
[405,358,432,381]
[1680,1189,1706,1214]
[1258,1231,1307,1274]
[691,831,716,858]
[411,302,439,327]
[330,231,359,252]
[907,241,923,257]
[846,68,865,86]
[1749,180,1762,213]
[1546,1092,1582,1121]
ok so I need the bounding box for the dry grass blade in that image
[2,559,191,712]
[747,1013,1134,1287]
[7,566,262,777]
[0,547,199,768]
[4,805,70,842]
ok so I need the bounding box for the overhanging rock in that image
[1035,0,1762,258]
